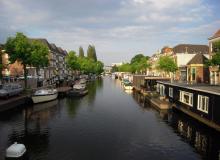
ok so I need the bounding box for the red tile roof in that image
[187,53,208,65]
[209,29,220,40]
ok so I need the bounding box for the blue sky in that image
[0,0,220,65]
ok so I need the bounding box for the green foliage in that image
[87,45,97,61]
[157,56,177,73]
[111,65,119,73]
[79,46,84,58]
[4,32,49,88]
[126,54,151,73]
[94,61,104,75]
[131,57,150,73]
[213,41,220,53]
[5,32,32,65]
[66,49,103,75]
[130,54,145,64]
[30,40,49,68]
[118,63,132,72]
[66,51,80,70]
[207,41,220,66]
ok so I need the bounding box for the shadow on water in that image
[85,79,103,105]
[65,98,82,118]
[132,91,220,160]
[0,100,59,160]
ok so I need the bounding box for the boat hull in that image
[68,89,88,97]
[124,85,133,90]
[32,93,58,104]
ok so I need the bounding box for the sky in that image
[0,0,220,65]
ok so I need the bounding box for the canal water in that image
[0,77,220,160]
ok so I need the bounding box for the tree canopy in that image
[5,32,49,88]
[130,54,145,64]
[87,45,97,61]
[66,51,80,71]
[207,41,220,66]
[66,48,103,75]
[5,32,32,66]
[116,53,150,73]
[79,46,84,58]
[30,40,49,69]
[157,56,177,73]
[118,63,132,72]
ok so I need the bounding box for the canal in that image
[1,77,220,160]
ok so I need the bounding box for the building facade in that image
[186,53,209,84]
[208,29,220,85]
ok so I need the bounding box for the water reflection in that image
[65,98,82,118]
[86,79,103,104]
[132,92,220,160]
[1,78,220,160]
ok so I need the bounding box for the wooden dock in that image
[0,94,32,112]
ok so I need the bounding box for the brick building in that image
[187,53,209,83]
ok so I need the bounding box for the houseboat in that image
[156,81,220,131]
[132,75,170,92]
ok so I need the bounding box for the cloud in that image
[0,0,219,64]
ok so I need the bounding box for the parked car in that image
[0,83,23,98]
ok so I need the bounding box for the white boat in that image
[32,89,58,104]
[69,84,88,97]
[6,142,26,158]
[123,83,133,90]
[79,78,87,84]
[73,84,86,90]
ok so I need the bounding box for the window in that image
[179,91,193,106]
[160,85,165,96]
[156,83,160,92]
[197,95,209,113]
[192,68,196,81]
[169,87,173,98]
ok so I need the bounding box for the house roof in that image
[50,43,59,53]
[209,29,220,40]
[57,47,66,55]
[161,46,173,54]
[173,44,209,54]
[63,50,68,55]
[187,53,208,65]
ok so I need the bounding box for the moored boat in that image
[32,89,58,104]
[6,142,26,159]
[69,88,88,97]
[69,83,88,97]
[123,80,133,90]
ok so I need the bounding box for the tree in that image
[111,65,119,73]
[94,61,104,75]
[207,41,220,66]
[157,56,177,77]
[130,54,145,64]
[92,46,97,61]
[30,40,49,76]
[5,32,33,88]
[118,63,132,72]
[66,51,80,71]
[79,46,84,58]
[87,45,97,61]
[5,33,50,88]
